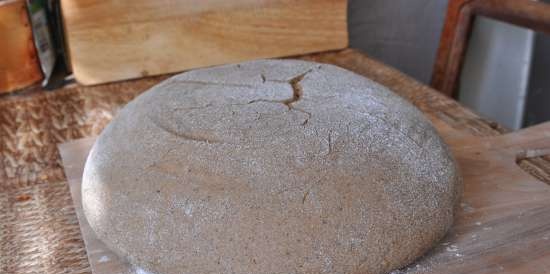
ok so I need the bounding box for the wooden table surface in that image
[2,48,550,274]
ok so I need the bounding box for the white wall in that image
[458,17,534,130]
[348,0,449,84]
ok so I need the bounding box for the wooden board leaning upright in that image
[60,0,349,85]
[0,0,43,93]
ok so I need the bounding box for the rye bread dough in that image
[82,60,461,274]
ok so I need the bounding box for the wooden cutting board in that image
[60,0,348,85]
[58,120,550,274]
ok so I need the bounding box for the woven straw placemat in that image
[0,76,166,274]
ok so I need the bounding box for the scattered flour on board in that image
[134,267,154,274]
[389,263,429,274]
[445,245,464,258]
[445,245,458,252]
[460,203,475,213]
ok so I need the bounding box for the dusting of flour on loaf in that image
[82,60,461,274]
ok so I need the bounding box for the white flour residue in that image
[184,203,194,216]
[389,263,429,274]
[460,202,475,213]
[134,266,154,274]
[446,244,464,258]
[445,245,458,252]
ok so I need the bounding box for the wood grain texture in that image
[0,0,43,93]
[411,120,550,274]
[60,0,348,85]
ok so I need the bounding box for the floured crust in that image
[82,60,461,274]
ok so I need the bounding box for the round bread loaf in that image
[82,60,461,274]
